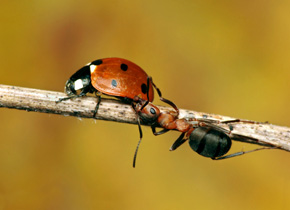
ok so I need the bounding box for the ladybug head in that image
[64,65,92,96]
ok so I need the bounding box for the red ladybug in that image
[57,58,156,115]
[57,57,183,167]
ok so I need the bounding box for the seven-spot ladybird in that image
[57,58,157,115]
[132,97,274,166]
[57,57,180,167]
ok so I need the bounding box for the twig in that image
[0,84,289,152]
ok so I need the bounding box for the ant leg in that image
[200,122,232,135]
[170,132,186,151]
[221,119,261,124]
[133,117,143,168]
[151,126,170,136]
[188,118,257,136]
[212,147,275,160]
[192,118,261,125]
[149,77,179,116]
[186,120,230,134]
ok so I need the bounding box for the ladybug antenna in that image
[133,117,143,168]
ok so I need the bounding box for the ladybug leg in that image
[133,117,143,168]
[93,92,102,117]
[56,94,81,103]
[149,77,179,116]
[212,147,275,160]
[56,87,90,103]
[92,95,101,118]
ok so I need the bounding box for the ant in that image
[132,96,275,167]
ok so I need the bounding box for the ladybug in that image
[57,58,155,115]
[57,57,181,167]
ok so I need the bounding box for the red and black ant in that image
[132,96,275,167]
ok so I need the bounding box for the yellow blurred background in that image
[0,0,290,209]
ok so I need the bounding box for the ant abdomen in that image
[189,127,232,158]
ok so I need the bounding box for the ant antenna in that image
[140,77,151,111]
[150,77,179,116]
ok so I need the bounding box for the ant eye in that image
[150,108,156,115]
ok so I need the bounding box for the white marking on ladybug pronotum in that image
[90,64,97,73]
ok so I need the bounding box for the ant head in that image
[133,97,161,124]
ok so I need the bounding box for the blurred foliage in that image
[0,0,290,209]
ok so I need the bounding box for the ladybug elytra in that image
[57,58,155,115]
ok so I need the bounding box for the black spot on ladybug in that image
[120,63,128,71]
[111,79,117,88]
[141,83,147,94]
[91,59,103,65]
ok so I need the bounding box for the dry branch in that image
[0,84,289,152]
